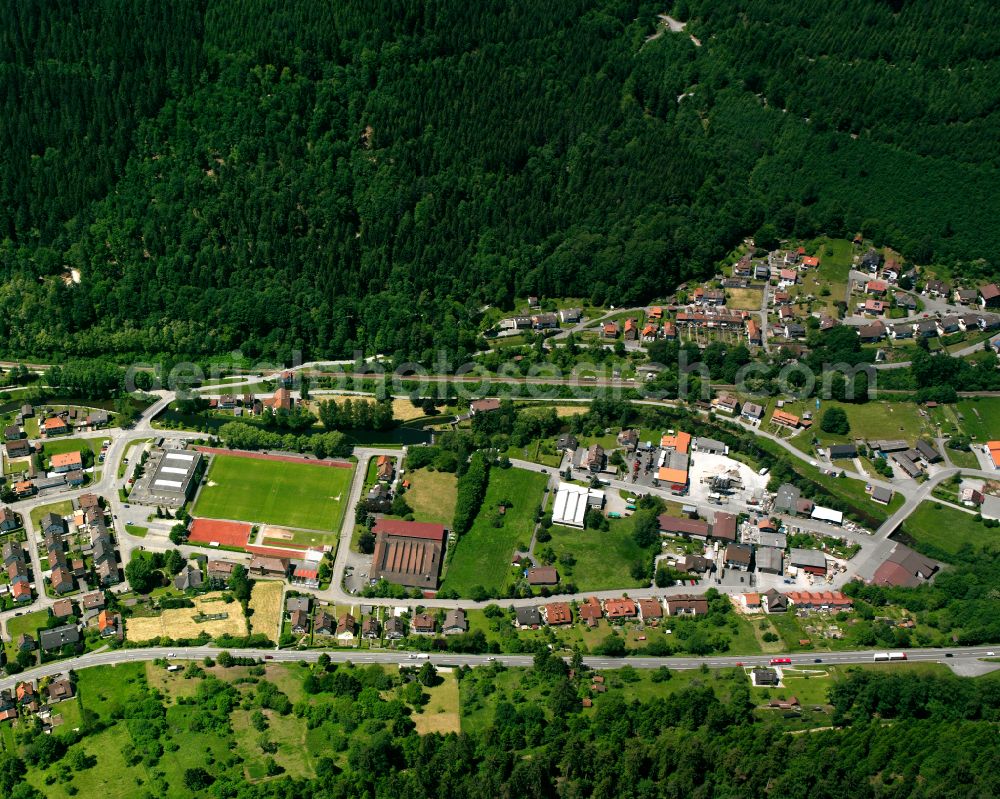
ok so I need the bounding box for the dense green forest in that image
[2,658,999,798]
[1,0,999,363]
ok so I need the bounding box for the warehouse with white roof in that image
[810,505,844,525]
[551,482,605,528]
[133,448,204,507]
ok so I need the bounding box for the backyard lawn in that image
[193,454,353,531]
[3,609,50,661]
[3,456,30,476]
[505,438,563,468]
[42,436,106,459]
[441,466,548,595]
[29,499,74,530]
[901,501,994,560]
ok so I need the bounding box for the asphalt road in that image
[3,645,997,693]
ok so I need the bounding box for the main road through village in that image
[1,358,998,684]
[1,645,998,693]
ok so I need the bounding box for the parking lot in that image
[616,445,768,509]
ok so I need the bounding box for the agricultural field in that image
[400,468,458,527]
[441,467,548,596]
[193,453,353,531]
[304,395,427,424]
[248,580,284,639]
[125,592,248,642]
[901,501,993,560]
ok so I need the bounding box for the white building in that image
[552,482,605,529]
[810,506,843,525]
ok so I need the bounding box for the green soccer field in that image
[193,455,354,531]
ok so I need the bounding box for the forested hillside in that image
[2,660,999,799]
[0,0,998,362]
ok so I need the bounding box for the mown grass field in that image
[401,467,458,527]
[546,515,649,591]
[41,436,102,456]
[782,399,935,448]
[193,454,353,531]
[441,467,548,595]
[956,398,1000,441]
[902,501,992,560]
[725,287,763,310]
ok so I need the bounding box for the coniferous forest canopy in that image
[2,0,1000,363]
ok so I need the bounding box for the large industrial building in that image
[369,519,447,590]
[135,449,203,507]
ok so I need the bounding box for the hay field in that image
[248,580,284,638]
[126,593,247,642]
[411,672,461,735]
